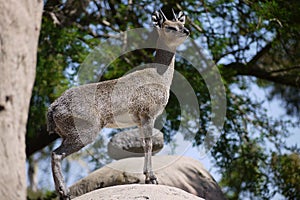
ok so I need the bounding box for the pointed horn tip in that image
[172,8,177,20]
[159,9,168,20]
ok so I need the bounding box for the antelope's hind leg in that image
[52,138,85,200]
[140,115,158,184]
[51,117,100,199]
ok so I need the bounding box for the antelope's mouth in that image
[182,28,190,36]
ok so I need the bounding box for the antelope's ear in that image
[152,10,165,28]
[177,11,186,24]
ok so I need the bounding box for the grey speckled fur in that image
[47,9,189,200]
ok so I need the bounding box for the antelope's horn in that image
[172,8,177,20]
[159,9,168,21]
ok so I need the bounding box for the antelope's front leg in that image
[140,116,158,184]
[143,137,158,184]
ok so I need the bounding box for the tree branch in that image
[268,65,300,75]
[248,43,272,68]
[225,62,300,88]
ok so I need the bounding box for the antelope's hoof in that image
[145,176,158,184]
[59,194,71,200]
[58,186,71,200]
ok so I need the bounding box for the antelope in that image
[47,9,189,199]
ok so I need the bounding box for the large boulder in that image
[73,184,204,200]
[107,128,164,160]
[70,155,226,200]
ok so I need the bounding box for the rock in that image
[73,184,204,200]
[70,155,226,200]
[107,128,164,160]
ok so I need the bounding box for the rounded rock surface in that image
[73,184,204,200]
[107,128,164,160]
[70,155,226,200]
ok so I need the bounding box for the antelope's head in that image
[152,9,190,49]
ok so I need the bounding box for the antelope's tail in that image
[46,103,57,134]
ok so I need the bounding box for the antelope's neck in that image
[154,47,176,78]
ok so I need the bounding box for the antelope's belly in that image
[105,112,137,128]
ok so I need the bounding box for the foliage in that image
[26,0,300,199]
[27,188,57,200]
[271,153,300,199]
[213,87,296,199]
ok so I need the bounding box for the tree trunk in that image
[0,0,43,199]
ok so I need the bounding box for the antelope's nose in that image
[183,27,190,35]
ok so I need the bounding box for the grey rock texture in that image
[107,128,164,160]
[73,184,204,200]
[70,155,226,200]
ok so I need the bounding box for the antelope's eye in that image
[165,26,177,32]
